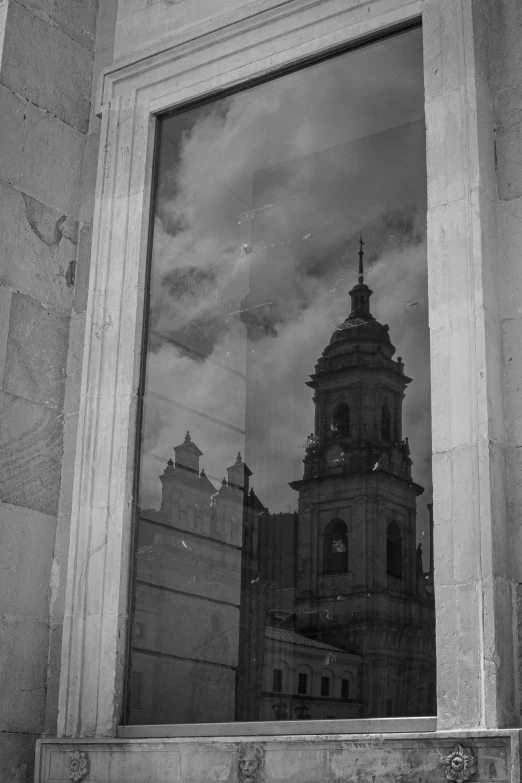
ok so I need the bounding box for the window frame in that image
[56,0,514,741]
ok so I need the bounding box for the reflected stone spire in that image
[358,233,364,283]
[348,233,373,321]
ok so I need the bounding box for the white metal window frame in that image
[57,0,514,739]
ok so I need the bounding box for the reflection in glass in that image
[126,26,436,725]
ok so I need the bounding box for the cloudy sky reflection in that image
[139,27,432,558]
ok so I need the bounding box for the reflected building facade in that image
[129,246,435,724]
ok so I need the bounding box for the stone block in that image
[74,220,93,313]
[63,310,86,414]
[503,318,522,448]
[0,732,36,783]
[114,0,263,60]
[427,198,472,330]
[497,196,522,321]
[1,0,93,132]
[488,0,522,93]
[0,83,25,188]
[422,0,465,100]
[425,89,467,209]
[0,389,63,515]
[14,0,96,48]
[0,285,12,389]
[51,0,97,49]
[95,0,118,52]
[0,616,49,734]
[20,101,85,216]
[56,413,78,528]
[0,500,55,620]
[0,183,76,311]
[43,621,63,735]
[88,45,113,132]
[507,445,522,582]
[4,292,70,409]
[432,447,481,586]
[493,86,522,201]
[79,132,100,221]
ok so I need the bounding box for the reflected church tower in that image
[290,238,435,718]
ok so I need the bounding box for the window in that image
[129,672,144,711]
[321,676,331,697]
[298,673,308,695]
[386,521,402,579]
[125,25,435,726]
[385,699,393,717]
[381,403,392,441]
[341,679,350,699]
[323,519,349,575]
[272,669,283,693]
[427,682,436,716]
[332,404,350,437]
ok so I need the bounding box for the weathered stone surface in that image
[74,220,92,313]
[0,389,63,515]
[493,86,522,201]
[497,196,522,322]
[0,183,76,310]
[43,621,64,736]
[79,132,100,222]
[62,312,85,415]
[4,292,69,409]
[20,101,84,216]
[1,0,92,132]
[0,83,24,187]
[38,735,511,783]
[0,616,49,733]
[0,285,12,388]
[50,0,97,49]
[14,0,96,49]
[0,732,36,783]
[488,0,522,93]
[0,500,55,621]
[114,0,279,60]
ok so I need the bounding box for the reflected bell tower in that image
[290,237,435,718]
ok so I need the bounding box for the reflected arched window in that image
[381,403,392,441]
[386,521,402,578]
[323,519,348,574]
[332,404,350,437]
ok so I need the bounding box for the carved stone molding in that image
[441,745,476,782]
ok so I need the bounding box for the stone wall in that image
[490,0,522,638]
[0,1,116,780]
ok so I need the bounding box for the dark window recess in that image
[321,676,330,697]
[386,521,402,578]
[323,519,348,575]
[381,402,392,441]
[298,672,308,695]
[272,668,283,692]
[332,403,350,437]
[385,699,393,717]
[341,679,350,699]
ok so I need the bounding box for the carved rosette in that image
[441,745,476,782]
[66,750,89,781]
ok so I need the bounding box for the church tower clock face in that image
[326,444,344,467]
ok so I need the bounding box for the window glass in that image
[321,676,331,698]
[126,25,435,725]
